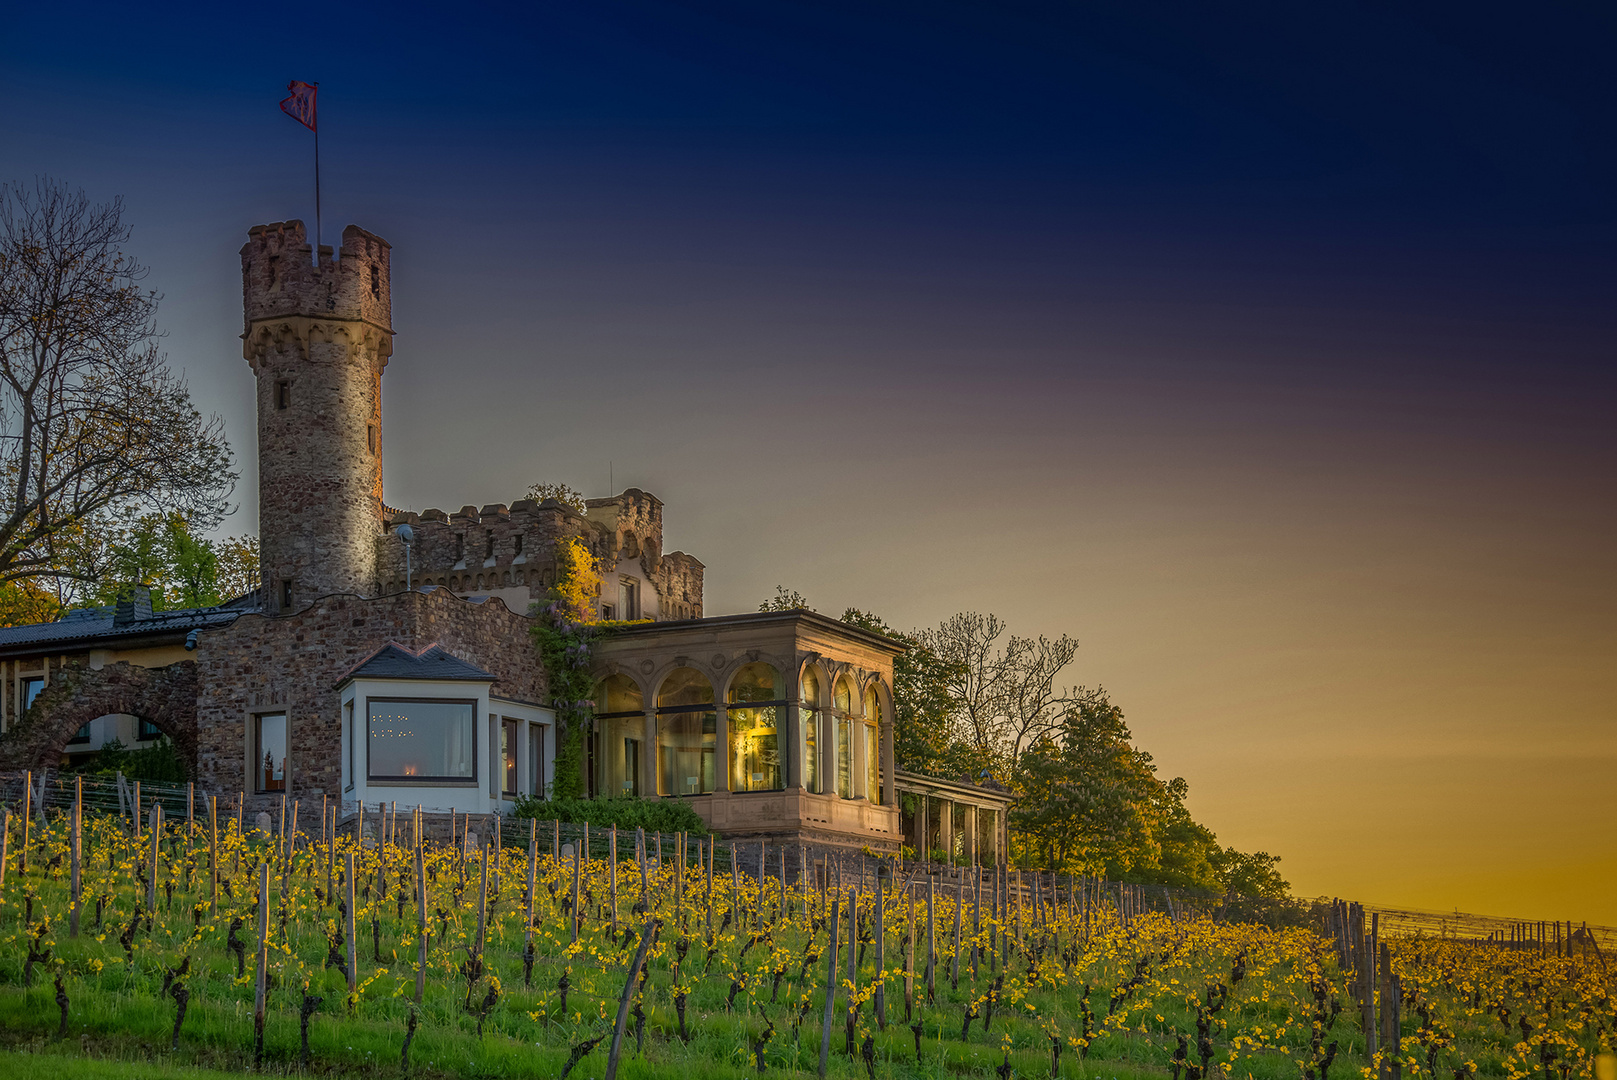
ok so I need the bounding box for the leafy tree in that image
[0,178,236,592]
[0,579,59,627]
[760,585,812,612]
[1212,846,1291,900]
[915,612,1078,780]
[526,481,587,514]
[213,534,260,600]
[71,513,255,611]
[1011,690,1162,874]
[840,608,974,779]
[1126,776,1222,891]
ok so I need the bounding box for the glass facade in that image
[727,662,785,792]
[657,667,715,796]
[800,667,820,793]
[594,674,646,798]
[833,677,853,798]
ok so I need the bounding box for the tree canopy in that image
[776,587,1293,899]
[0,179,237,595]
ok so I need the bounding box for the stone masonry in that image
[193,585,544,813]
[242,220,393,613]
[376,489,704,620]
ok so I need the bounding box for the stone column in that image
[785,701,803,790]
[713,704,729,793]
[880,706,895,807]
[851,704,867,800]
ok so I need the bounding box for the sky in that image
[4,2,1614,922]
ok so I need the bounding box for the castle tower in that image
[241,221,393,613]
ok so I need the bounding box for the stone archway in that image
[0,660,199,773]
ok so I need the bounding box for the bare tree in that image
[0,178,234,593]
[916,612,1078,778]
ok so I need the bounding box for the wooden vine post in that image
[345,851,358,998]
[146,803,161,914]
[414,822,427,1004]
[209,795,219,916]
[253,862,270,1057]
[819,890,841,1079]
[874,864,886,1028]
[69,775,82,937]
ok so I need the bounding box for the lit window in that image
[502,718,518,796]
[255,713,287,793]
[799,667,820,793]
[366,698,476,782]
[833,677,853,799]
[594,674,644,797]
[862,685,882,804]
[726,662,784,792]
[655,667,714,796]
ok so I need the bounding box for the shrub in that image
[510,795,708,835]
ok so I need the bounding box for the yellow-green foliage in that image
[548,535,602,623]
[0,809,1608,1080]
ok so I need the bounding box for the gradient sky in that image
[4,3,1614,921]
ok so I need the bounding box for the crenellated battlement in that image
[240,221,393,349]
[376,490,704,621]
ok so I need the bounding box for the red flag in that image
[280,81,318,132]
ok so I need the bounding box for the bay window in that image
[366,698,476,782]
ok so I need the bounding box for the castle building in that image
[0,220,1010,861]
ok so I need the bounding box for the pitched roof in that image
[335,642,493,687]
[0,595,250,655]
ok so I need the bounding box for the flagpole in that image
[313,86,322,257]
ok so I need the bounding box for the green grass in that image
[0,811,1604,1080]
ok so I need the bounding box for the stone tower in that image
[241,221,393,613]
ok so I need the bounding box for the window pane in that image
[257,713,287,793]
[595,674,643,715]
[598,714,641,796]
[728,705,782,792]
[657,710,715,795]
[836,717,852,798]
[728,662,784,704]
[367,700,475,780]
[657,667,713,709]
[21,677,43,710]
[502,719,518,795]
[833,677,851,713]
[799,668,820,794]
[863,722,878,803]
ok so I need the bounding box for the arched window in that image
[862,684,882,804]
[595,674,645,798]
[656,667,715,796]
[833,676,853,799]
[727,662,784,792]
[799,666,820,794]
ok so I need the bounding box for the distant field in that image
[0,806,1606,1079]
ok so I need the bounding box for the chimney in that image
[113,586,153,626]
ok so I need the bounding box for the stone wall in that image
[242,221,393,613]
[377,489,704,620]
[193,586,543,812]
[0,660,199,771]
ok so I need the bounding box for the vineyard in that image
[0,775,1611,1080]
